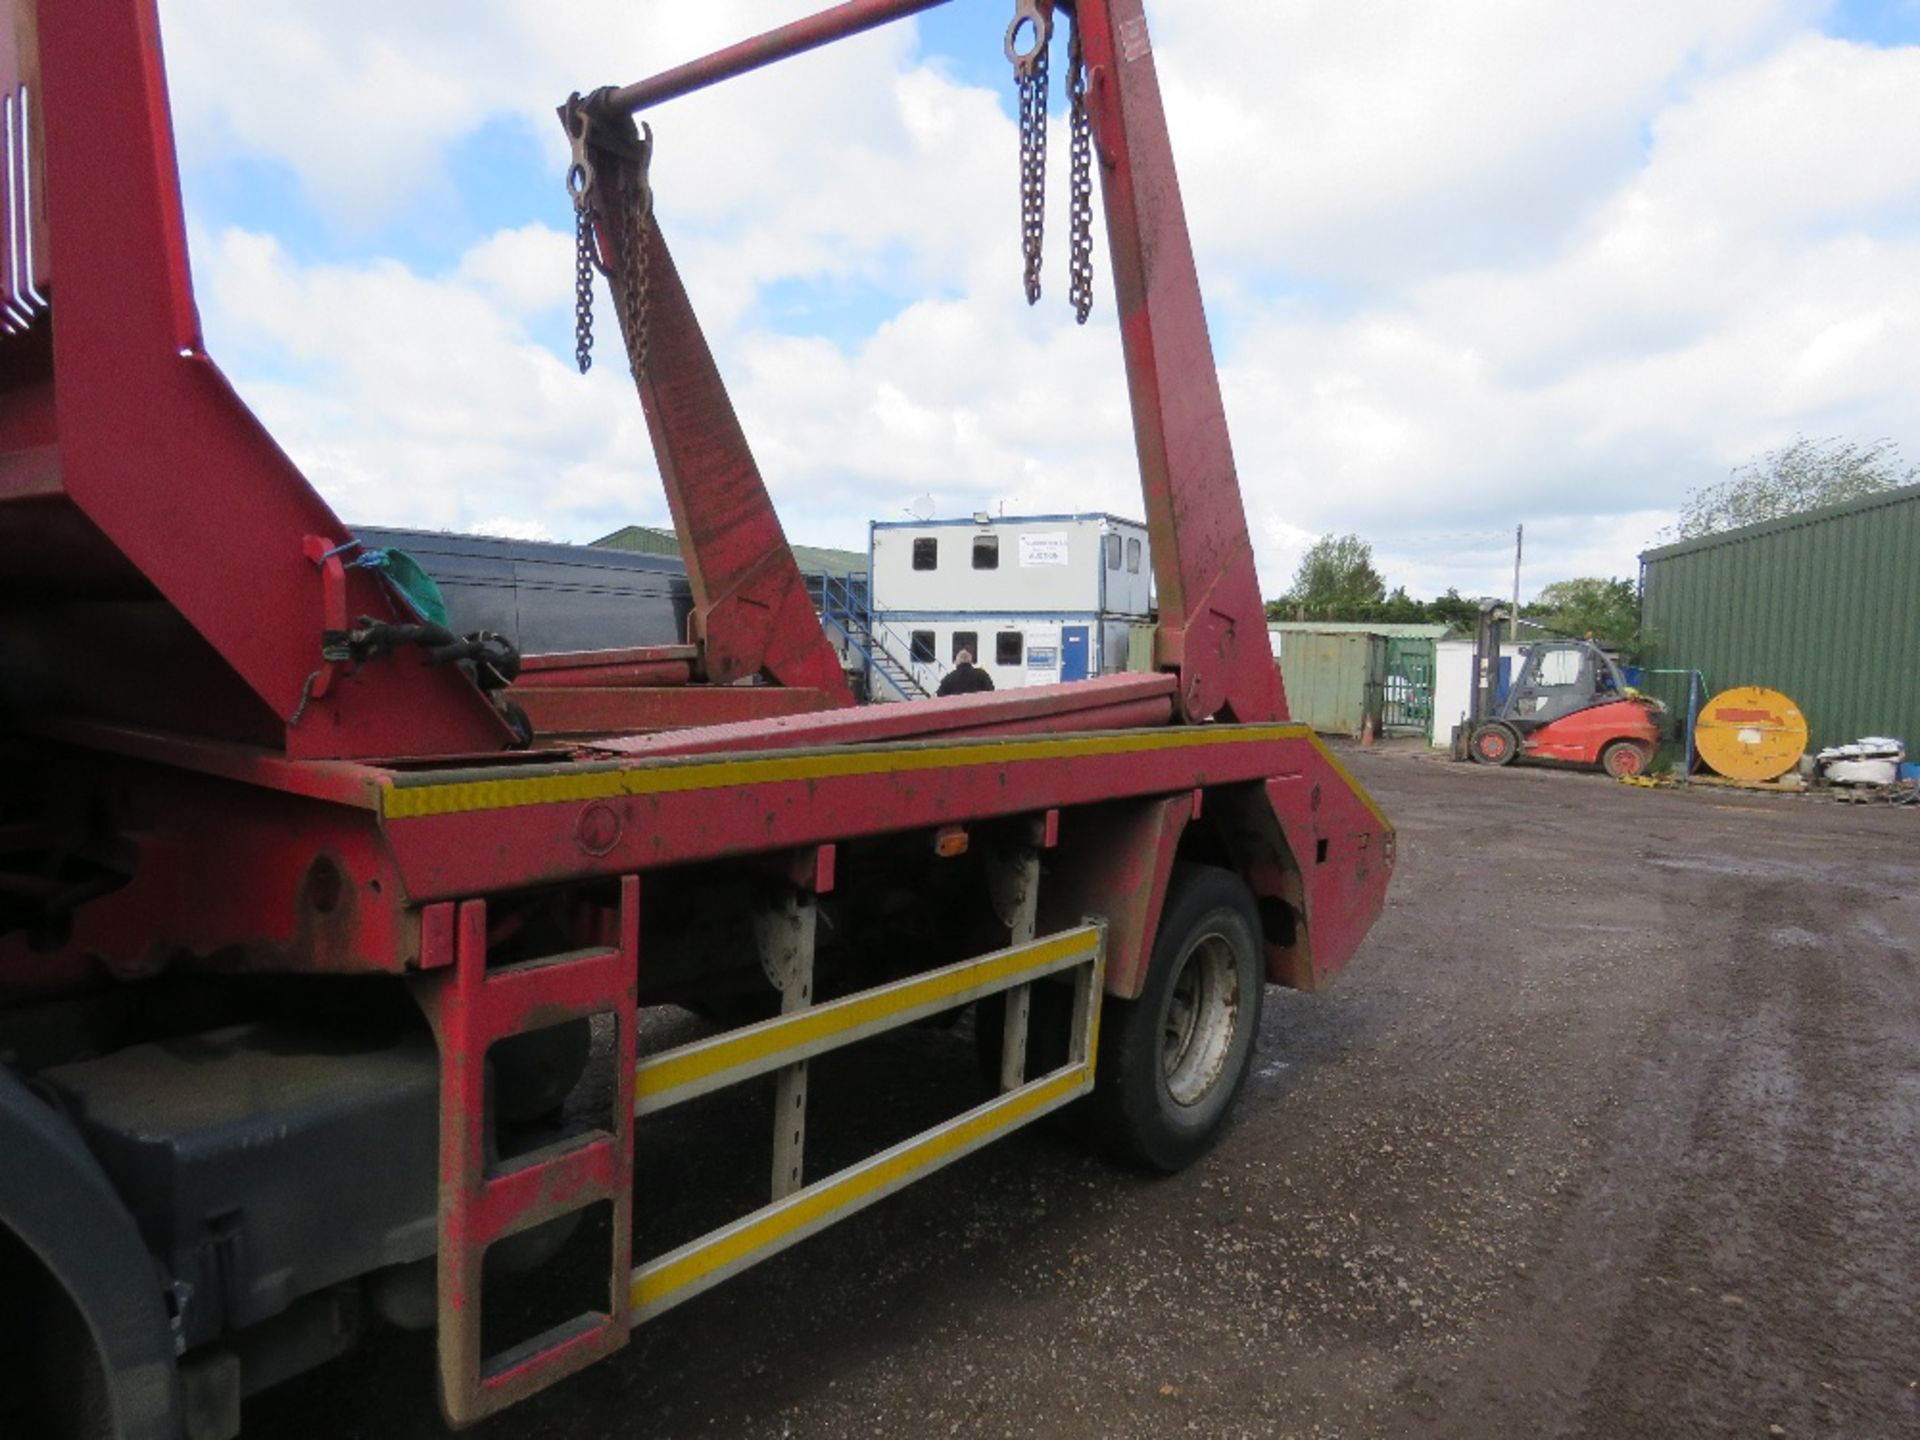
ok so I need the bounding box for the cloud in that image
[159,1,1920,605]
[468,516,558,542]
[1155,0,1824,285]
[158,0,919,227]
[1224,27,1920,593]
[194,227,660,538]
[457,225,576,315]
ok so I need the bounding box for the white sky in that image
[158,0,1920,602]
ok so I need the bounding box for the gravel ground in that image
[250,746,1920,1438]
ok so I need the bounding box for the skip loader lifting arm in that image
[0,2,1390,1434]
[568,0,1282,724]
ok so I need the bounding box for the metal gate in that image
[1382,636,1435,738]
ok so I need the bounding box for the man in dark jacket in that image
[937,649,995,697]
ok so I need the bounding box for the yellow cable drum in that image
[1694,686,1809,781]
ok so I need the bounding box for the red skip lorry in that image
[0,1,1392,1434]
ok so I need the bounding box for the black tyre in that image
[1094,864,1265,1172]
[1469,721,1520,765]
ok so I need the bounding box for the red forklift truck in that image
[0,2,1393,1436]
[1456,605,1663,778]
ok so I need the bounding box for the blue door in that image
[1060,626,1090,682]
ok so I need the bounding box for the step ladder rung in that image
[415,875,639,1427]
[471,1134,619,1241]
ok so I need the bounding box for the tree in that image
[1261,555,1490,631]
[1425,588,1483,632]
[1273,533,1385,620]
[1675,435,1916,540]
[1525,577,1638,648]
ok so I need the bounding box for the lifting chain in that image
[564,89,655,381]
[572,205,598,374]
[1006,0,1053,306]
[1066,12,1094,325]
[611,134,654,380]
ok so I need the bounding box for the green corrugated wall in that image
[1640,482,1920,753]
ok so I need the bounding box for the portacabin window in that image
[996,630,1024,666]
[910,630,936,663]
[1127,536,1142,573]
[1105,533,1122,569]
[952,631,979,661]
[912,537,938,571]
[972,534,999,569]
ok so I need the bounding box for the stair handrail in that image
[818,613,926,701]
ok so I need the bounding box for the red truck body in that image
[0,2,1393,1434]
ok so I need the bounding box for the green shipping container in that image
[1640,481,1920,753]
[1277,631,1386,737]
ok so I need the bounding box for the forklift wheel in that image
[1469,722,1519,766]
[1601,740,1652,779]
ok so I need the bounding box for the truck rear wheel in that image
[1094,864,1264,1172]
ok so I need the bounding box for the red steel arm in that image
[611,0,950,114]
[602,0,1282,723]
[579,167,855,701]
[0,0,514,759]
[637,223,854,700]
[1071,0,1281,724]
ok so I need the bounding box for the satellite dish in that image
[908,494,936,521]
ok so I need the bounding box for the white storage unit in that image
[869,514,1151,695]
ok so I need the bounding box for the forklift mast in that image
[1467,601,1510,728]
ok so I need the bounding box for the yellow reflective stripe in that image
[381,723,1311,819]
[633,929,1095,1106]
[630,1067,1086,1313]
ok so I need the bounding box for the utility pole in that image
[1510,523,1524,649]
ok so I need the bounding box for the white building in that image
[869,513,1152,694]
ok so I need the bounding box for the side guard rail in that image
[629,920,1105,1323]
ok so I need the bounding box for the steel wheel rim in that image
[1162,929,1241,1108]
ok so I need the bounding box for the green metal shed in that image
[1274,631,1388,737]
[1640,481,1920,753]
[1268,623,1449,739]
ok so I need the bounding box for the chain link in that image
[612,130,654,381]
[1010,3,1053,306]
[1066,15,1094,325]
[573,206,598,374]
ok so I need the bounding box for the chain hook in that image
[632,119,655,225]
[563,89,655,379]
[563,92,597,209]
[1004,0,1054,81]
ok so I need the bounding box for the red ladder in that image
[415,876,639,1426]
